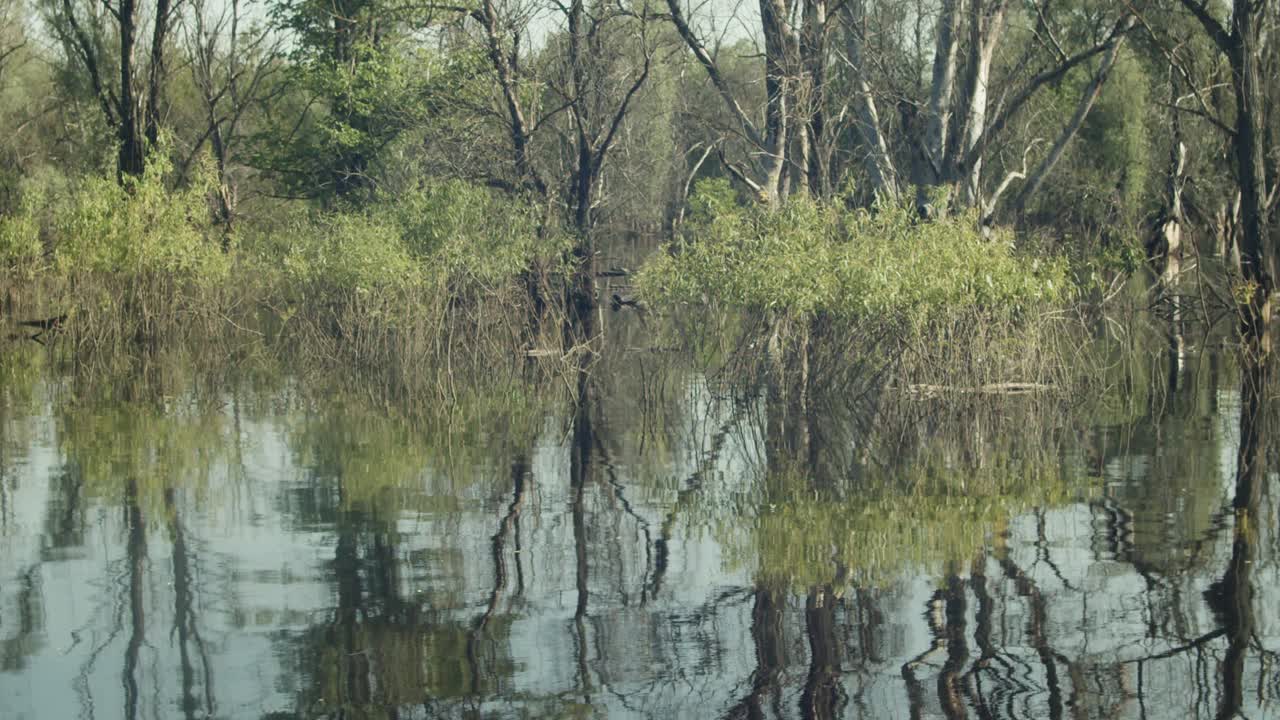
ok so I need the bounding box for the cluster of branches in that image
[4,0,1279,273]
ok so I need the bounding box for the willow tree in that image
[266,0,466,201]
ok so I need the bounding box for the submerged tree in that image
[1171,0,1276,351]
[471,0,657,336]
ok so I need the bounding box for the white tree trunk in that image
[841,0,898,199]
[961,0,1009,208]
[918,0,964,214]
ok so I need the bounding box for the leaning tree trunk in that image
[1015,19,1133,213]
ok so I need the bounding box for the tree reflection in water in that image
[0,322,1277,718]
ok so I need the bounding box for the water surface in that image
[1,323,1276,719]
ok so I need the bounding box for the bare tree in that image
[183,0,283,233]
[472,0,657,335]
[474,0,547,195]
[664,0,792,204]
[47,0,181,180]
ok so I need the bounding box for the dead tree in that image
[664,0,794,204]
[182,0,283,234]
[471,0,655,338]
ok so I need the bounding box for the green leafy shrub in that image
[259,180,565,299]
[0,201,41,270]
[387,180,569,288]
[0,168,74,272]
[49,155,229,283]
[643,187,1073,329]
[237,180,566,390]
[277,211,420,294]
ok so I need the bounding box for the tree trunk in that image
[800,586,843,719]
[479,0,545,195]
[917,0,963,215]
[801,0,828,196]
[958,0,1008,208]
[760,0,796,204]
[1176,0,1274,351]
[146,0,173,149]
[1149,73,1186,283]
[840,0,898,199]
[1229,1,1273,353]
[117,0,145,179]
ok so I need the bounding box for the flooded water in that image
[0,317,1277,719]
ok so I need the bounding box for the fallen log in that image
[905,382,1053,396]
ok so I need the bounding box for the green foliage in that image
[684,177,738,223]
[261,0,483,201]
[275,211,420,294]
[48,154,229,282]
[386,181,568,287]
[0,187,44,270]
[726,448,1089,589]
[1082,51,1152,212]
[1024,47,1155,234]
[642,190,1073,328]
[261,181,565,297]
[61,401,229,510]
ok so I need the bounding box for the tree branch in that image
[1174,0,1233,56]
[663,0,764,149]
[960,13,1136,174]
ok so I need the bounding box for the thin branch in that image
[960,13,1136,173]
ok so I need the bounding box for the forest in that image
[5,3,1280,719]
[0,0,1275,370]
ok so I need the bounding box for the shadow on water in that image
[1,303,1279,719]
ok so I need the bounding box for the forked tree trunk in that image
[917,0,963,215]
[840,0,898,199]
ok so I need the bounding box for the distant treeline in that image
[0,0,1276,352]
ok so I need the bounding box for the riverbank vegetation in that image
[0,0,1275,391]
